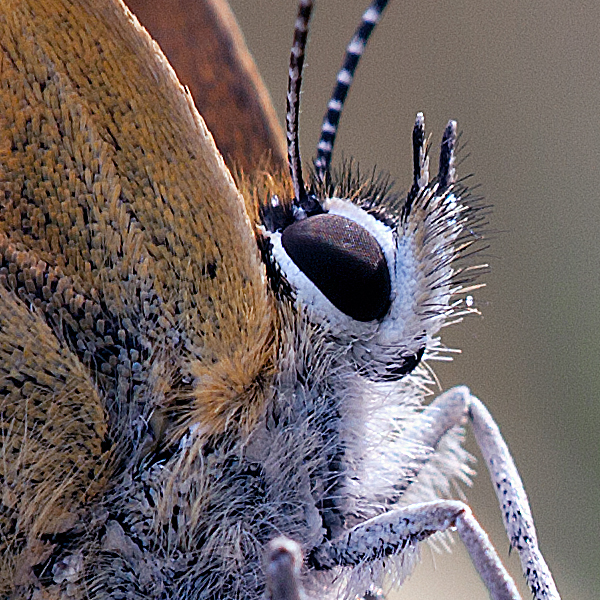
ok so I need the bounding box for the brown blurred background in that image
[134,1,599,598]
[225,2,599,598]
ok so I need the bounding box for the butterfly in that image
[0,0,561,599]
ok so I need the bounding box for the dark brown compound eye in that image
[281,214,392,322]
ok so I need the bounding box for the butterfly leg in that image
[310,497,520,600]
[401,386,561,600]
[265,386,560,600]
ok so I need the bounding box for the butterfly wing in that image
[127,0,287,174]
[0,0,274,591]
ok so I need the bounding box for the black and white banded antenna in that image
[314,0,390,181]
[286,0,313,212]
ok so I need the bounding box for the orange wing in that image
[0,0,275,592]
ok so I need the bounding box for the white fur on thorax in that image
[255,186,476,596]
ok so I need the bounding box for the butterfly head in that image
[247,1,485,382]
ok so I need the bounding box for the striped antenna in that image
[438,120,457,189]
[286,0,313,208]
[314,0,390,180]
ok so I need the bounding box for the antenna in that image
[286,0,313,208]
[314,0,390,180]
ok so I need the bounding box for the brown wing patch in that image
[126,0,287,174]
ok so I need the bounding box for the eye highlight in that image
[281,213,392,322]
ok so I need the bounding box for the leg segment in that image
[311,500,520,600]
[266,386,560,600]
[403,386,561,600]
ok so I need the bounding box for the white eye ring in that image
[265,197,395,332]
[321,197,397,269]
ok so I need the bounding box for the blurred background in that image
[136,1,599,598]
[226,2,599,598]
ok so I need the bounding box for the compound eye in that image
[281,214,392,322]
